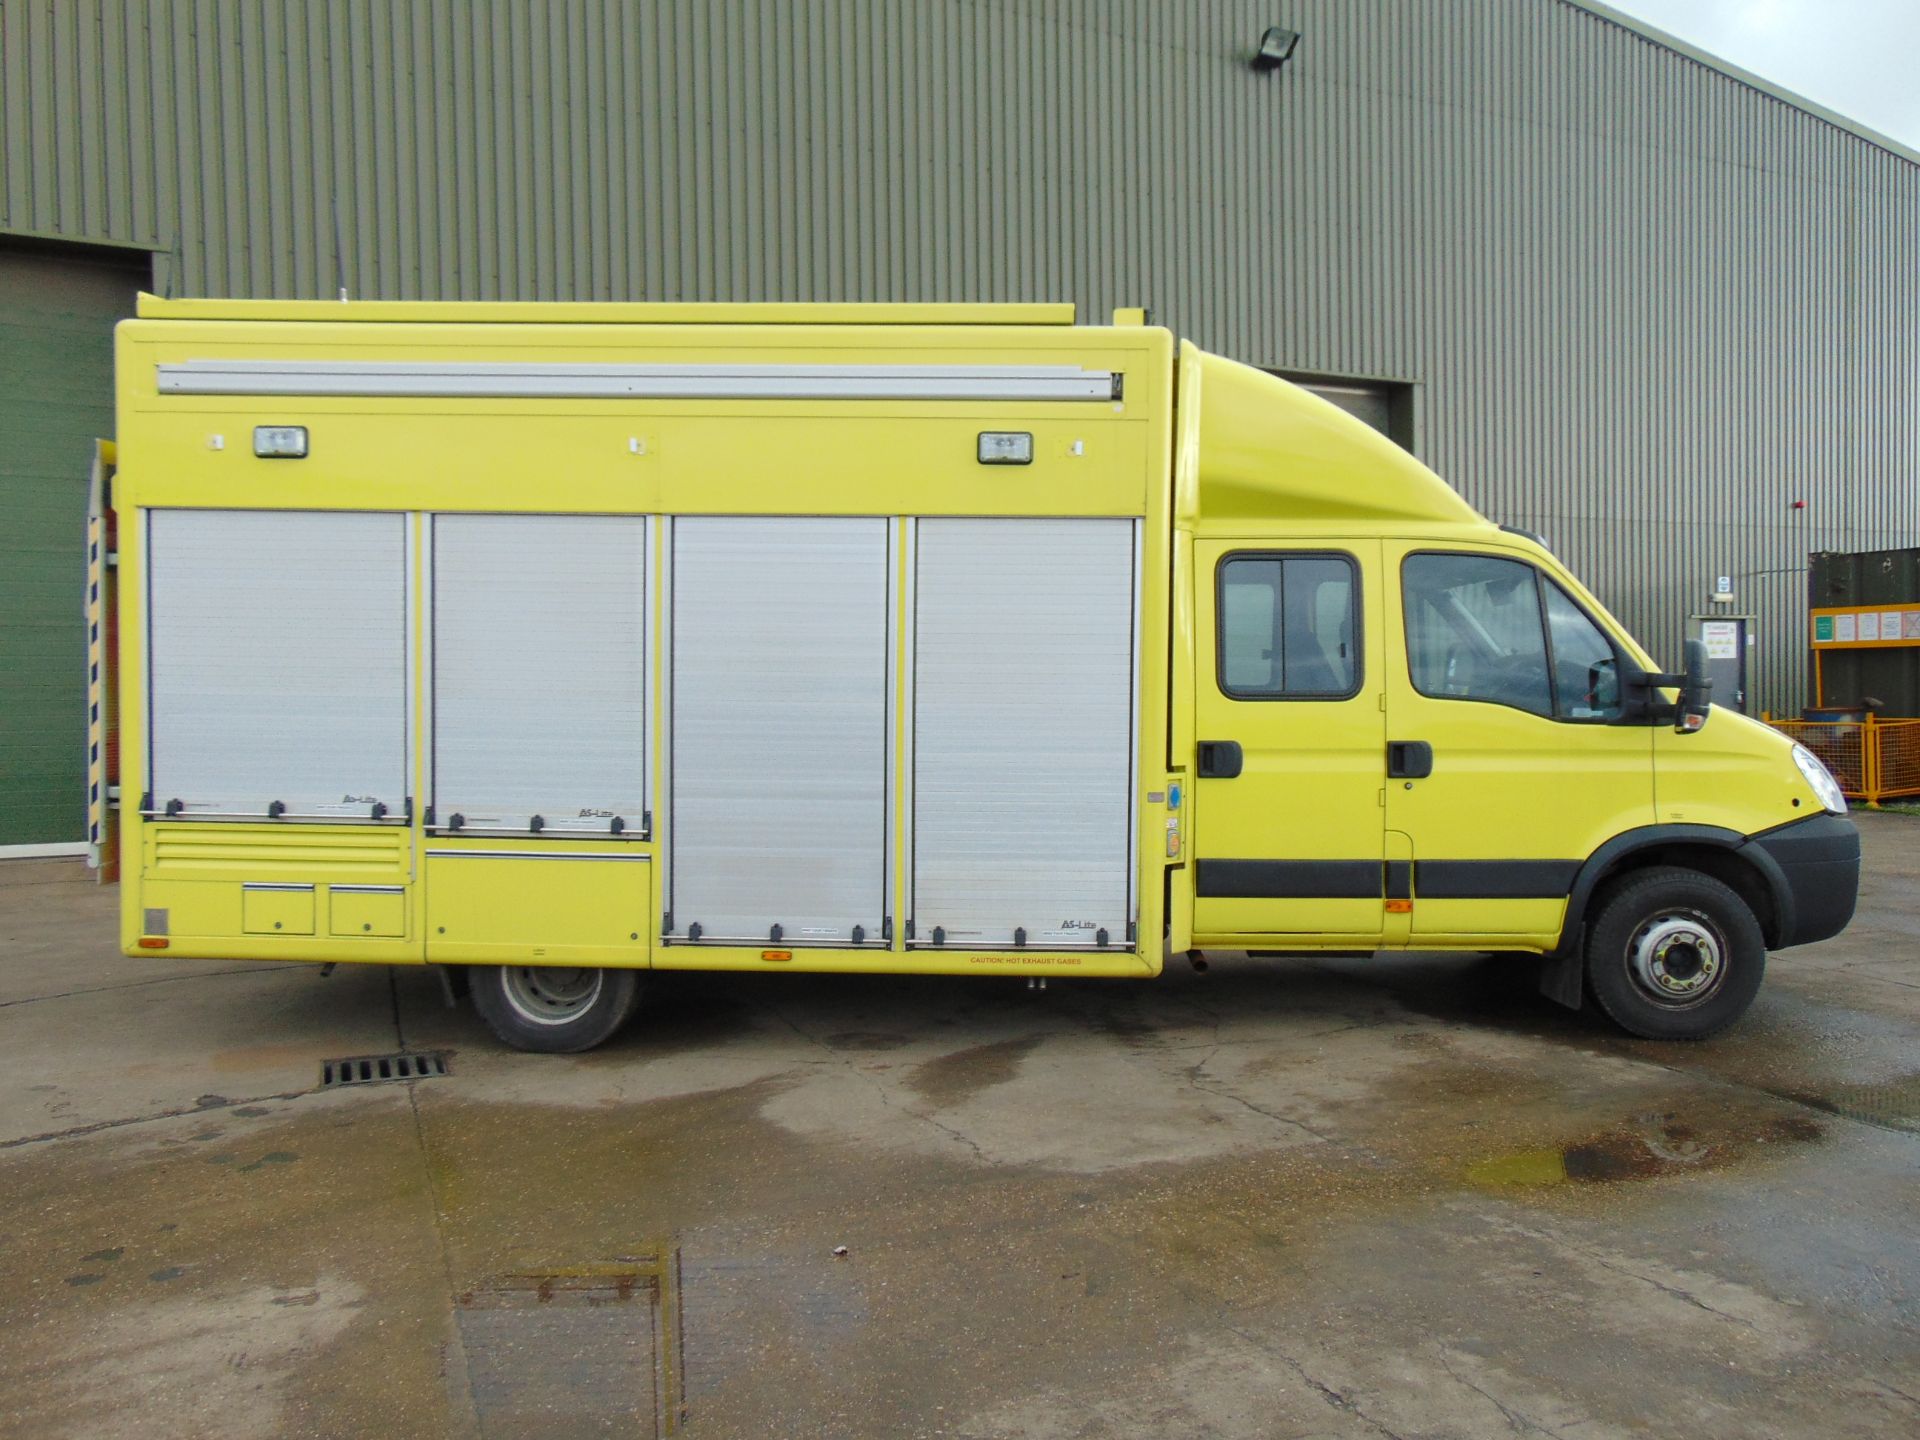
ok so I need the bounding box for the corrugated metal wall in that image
[3,0,1916,714]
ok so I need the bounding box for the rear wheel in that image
[1583,866,1765,1040]
[471,965,641,1053]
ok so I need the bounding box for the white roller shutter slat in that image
[912,518,1138,948]
[432,515,647,835]
[669,517,890,944]
[147,509,407,818]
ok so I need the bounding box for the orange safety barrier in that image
[1767,714,1920,806]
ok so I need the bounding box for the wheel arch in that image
[1538,825,1790,1008]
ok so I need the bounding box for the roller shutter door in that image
[911,518,1138,948]
[0,243,143,847]
[146,510,408,819]
[668,517,890,944]
[431,515,648,836]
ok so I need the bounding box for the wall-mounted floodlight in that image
[1252,27,1301,71]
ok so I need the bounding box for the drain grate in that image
[320,1050,451,1088]
[457,1252,684,1437]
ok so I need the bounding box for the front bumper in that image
[1746,812,1861,949]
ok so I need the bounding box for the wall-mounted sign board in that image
[1812,604,1920,648]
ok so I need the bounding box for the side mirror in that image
[1675,638,1713,733]
[1621,639,1713,731]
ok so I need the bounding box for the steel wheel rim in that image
[501,966,603,1026]
[1626,911,1728,1010]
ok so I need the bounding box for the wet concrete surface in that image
[1,815,1916,1438]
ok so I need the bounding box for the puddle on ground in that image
[903,1035,1046,1109]
[1468,1109,1824,1187]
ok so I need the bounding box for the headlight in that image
[1792,744,1848,815]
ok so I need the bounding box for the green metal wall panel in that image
[0,0,1916,722]
[0,243,142,845]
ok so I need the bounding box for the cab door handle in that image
[1387,741,1433,779]
[1197,740,1243,779]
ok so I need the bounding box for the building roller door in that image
[667,517,891,945]
[146,509,408,820]
[430,514,648,836]
[0,242,143,849]
[911,518,1138,949]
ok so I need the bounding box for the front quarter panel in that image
[1653,707,1828,835]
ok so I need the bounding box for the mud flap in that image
[1537,938,1584,1010]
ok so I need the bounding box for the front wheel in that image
[471,965,641,1053]
[1583,866,1766,1040]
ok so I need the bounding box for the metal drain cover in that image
[457,1255,684,1437]
[319,1051,451,1088]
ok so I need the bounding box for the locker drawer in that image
[329,885,407,938]
[242,884,316,935]
[425,852,651,965]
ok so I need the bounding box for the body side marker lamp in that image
[137,937,170,949]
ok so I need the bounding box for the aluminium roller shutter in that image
[667,517,890,944]
[430,514,648,836]
[910,518,1138,948]
[146,509,408,819]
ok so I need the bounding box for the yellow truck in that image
[88,297,1860,1051]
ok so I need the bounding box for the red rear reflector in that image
[761,949,793,962]
[138,937,170,949]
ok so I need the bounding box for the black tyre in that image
[471,965,641,1053]
[1583,866,1765,1040]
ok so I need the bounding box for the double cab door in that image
[1190,537,1654,949]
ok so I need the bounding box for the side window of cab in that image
[1402,553,1623,721]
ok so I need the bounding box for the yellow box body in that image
[107,297,1827,979]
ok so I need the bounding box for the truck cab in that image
[1176,343,1860,1039]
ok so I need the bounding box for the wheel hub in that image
[1628,915,1725,1007]
[501,966,603,1026]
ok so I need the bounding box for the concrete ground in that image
[2,819,1916,1440]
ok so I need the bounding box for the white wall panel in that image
[911,518,1138,948]
[669,517,889,943]
[431,514,647,836]
[147,509,406,818]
